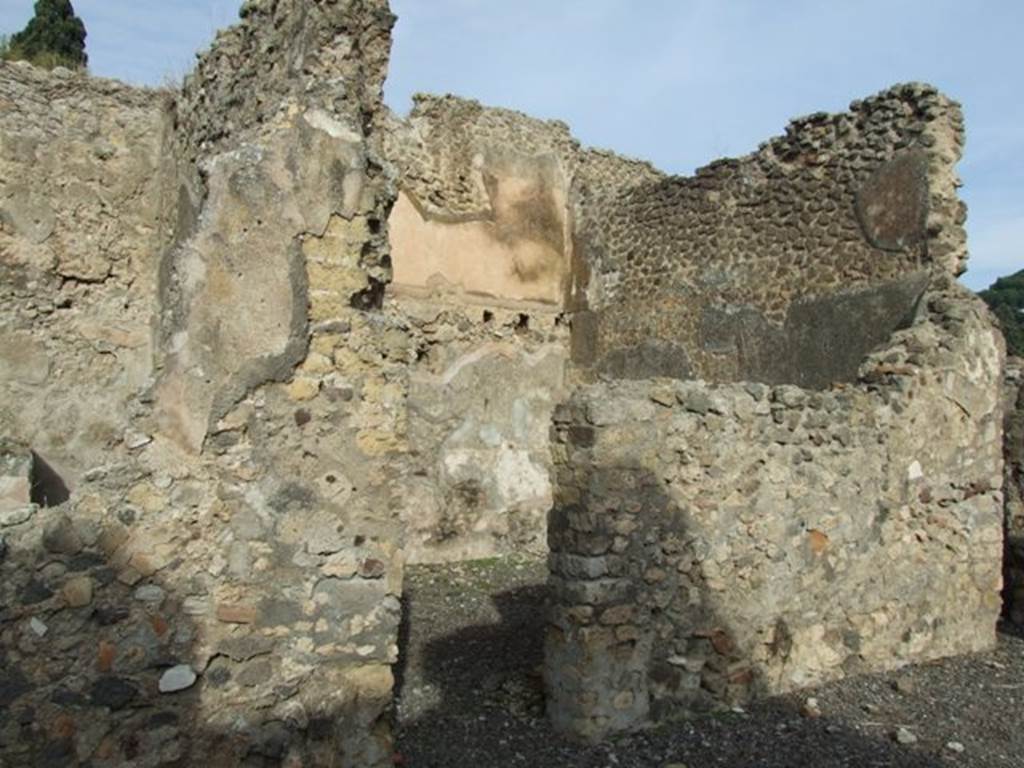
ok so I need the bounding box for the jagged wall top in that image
[573,82,969,385]
[175,0,395,159]
[385,93,662,218]
[382,93,664,309]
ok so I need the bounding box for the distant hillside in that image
[980,268,1024,357]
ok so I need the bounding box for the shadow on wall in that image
[543,466,781,734]
[0,500,390,768]
[391,519,950,768]
[590,272,929,389]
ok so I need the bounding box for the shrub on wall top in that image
[2,0,87,71]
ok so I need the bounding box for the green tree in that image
[3,0,87,70]
[980,268,1024,358]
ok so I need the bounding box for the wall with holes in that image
[382,94,662,562]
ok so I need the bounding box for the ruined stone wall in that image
[157,0,396,453]
[381,95,661,562]
[0,63,177,764]
[1004,358,1024,625]
[174,0,395,165]
[378,87,980,570]
[385,94,660,310]
[546,279,1005,741]
[0,62,172,487]
[1,2,405,765]
[0,0,1011,759]
[574,84,967,387]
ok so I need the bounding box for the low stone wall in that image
[545,281,1004,741]
[1004,358,1024,625]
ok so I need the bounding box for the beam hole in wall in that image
[29,451,70,507]
[515,313,530,333]
[349,277,386,310]
[482,310,494,323]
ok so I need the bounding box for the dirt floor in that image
[392,556,1024,768]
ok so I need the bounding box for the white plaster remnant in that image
[304,108,362,143]
[495,447,551,507]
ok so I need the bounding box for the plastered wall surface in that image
[388,169,570,307]
[0,62,170,487]
[380,94,662,563]
[0,0,1012,761]
[384,94,663,313]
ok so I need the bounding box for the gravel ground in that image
[393,556,1024,768]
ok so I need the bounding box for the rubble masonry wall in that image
[1,1,404,765]
[547,279,1005,741]
[573,85,968,388]
[0,0,1013,761]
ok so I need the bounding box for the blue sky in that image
[1,1,1019,290]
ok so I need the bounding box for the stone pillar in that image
[546,507,651,741]
[544,412,652,741]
